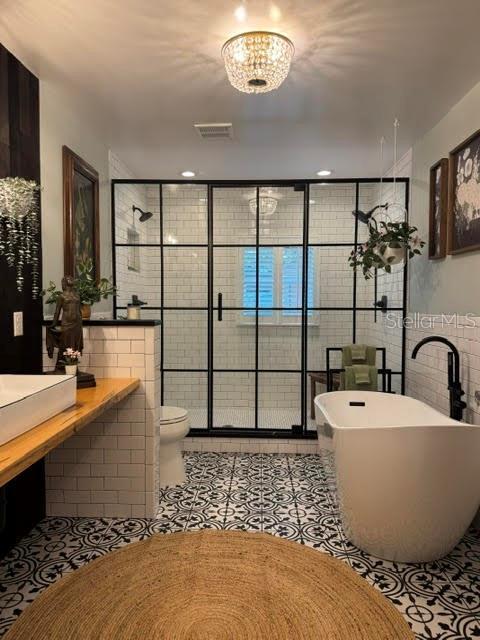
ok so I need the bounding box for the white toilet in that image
[158,406,190,488]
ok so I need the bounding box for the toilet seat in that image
[159,406,188,425]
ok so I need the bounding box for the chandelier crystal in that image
[222,31,294,94]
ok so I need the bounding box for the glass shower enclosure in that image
[112,179,409,438]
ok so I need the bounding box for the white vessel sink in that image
[0,375,77,446]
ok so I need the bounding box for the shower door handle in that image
[217,293,223,321]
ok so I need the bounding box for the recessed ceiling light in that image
[234,5,247,21]
[181,170,196,178]
[270,4,282,21]
[316,169,332,177]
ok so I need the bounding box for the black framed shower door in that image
[111,178,409,439]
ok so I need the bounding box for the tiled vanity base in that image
[42,323,161,518]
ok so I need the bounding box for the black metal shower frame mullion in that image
[112,178,409,186]
[401,182,410,395]
[352,182,360,343]
[159,184,165,405]
[163,368,405,375]
[111,181,118,320]
[114,242,358,248]
[116,305,405,312]
[254,187,260,430]
[301,184,310,435]
[207,184,214,430]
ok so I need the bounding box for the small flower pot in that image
[81,304,92,320]
[381,245,406,265]
[65,364,77,376]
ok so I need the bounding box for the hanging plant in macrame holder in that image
[0,177,41,296]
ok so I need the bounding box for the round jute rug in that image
[5,530,413,640]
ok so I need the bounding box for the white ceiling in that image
[1,0,480,179]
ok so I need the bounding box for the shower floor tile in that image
[187,407,316,430]
[0,452,479,638]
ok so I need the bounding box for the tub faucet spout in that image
[411,336,466,420]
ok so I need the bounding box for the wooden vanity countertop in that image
[0,378,140,488]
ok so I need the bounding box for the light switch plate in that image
[13,311,23,337]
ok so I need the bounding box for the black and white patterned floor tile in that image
[0,452,479,638]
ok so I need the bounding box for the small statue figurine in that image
[46,275,95,388]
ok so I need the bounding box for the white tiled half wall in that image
[42,324,161,518]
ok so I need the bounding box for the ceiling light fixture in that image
[249,196,278,216]
[316,170,332,177]
[181,170,196,178]
[234,5,247,22]
[269,4,282,21]
[222,31,294,94]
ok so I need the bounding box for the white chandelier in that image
[222,31,294,94]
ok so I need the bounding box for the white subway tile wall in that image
[111,154,161,309]
[163,372,208,428]
[406,316,480,425]
[161,185,378,426]
[162,184,208,244]
[42,324,161,518]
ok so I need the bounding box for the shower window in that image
[281,247,315,317]
[240,247,316,323]
[241,248,274,317]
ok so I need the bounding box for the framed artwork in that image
[428,158,448,259]
[63,145,100,279]
[448,128,480,255]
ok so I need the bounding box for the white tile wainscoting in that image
[42,323,161,518]
[406,314,480,528]
[406,315,480,425]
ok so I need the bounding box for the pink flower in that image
[63,348,81,362]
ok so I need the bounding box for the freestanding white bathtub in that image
[314,391,480,562]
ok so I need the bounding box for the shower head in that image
[132,205,153,222]
[352,203,388,225]
[352,209,373,224]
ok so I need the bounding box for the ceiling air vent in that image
[194,123,233,140]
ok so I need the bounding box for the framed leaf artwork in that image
[63,145,100,280]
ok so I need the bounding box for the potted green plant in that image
[42,258,116,319]
[349,220,425,280]
[75,259,116,319]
